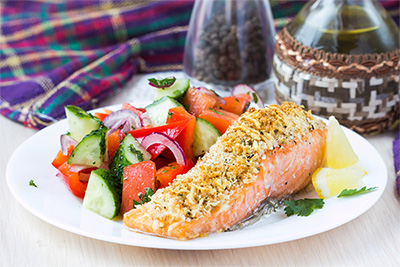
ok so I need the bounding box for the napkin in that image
[0,0,398,129]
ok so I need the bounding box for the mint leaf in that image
[148,77,176,88]
[337,186,378,198]
[284,198,324,217]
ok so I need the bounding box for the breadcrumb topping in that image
[146,102,325,224]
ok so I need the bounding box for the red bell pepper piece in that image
[51,145,74,169]
[166,107,196,160]
[155,159,194,188]
[57,162,88,198]
[199,108,239,135]
[220,93,252,115]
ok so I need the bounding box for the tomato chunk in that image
[156,159,194,188]
[121,160,156,214]
[107,129,121,159]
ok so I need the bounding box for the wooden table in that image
[1,74,399,266]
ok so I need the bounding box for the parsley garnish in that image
[132,187,154,209]
[337,186,378,198]
[252,92,259,104]
[167,111,173,119]
[209,107,224,115]
[148,77,176,88]
[29,179,37,187]
[284,198,324,217]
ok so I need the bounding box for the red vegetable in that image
[121,160,156,214]
[141,132,187,166]
[127,119,190,158]
[57,162,88,198]
[166,107,196,160]
[220,93,252,115]
[52,145,74,169]
[107,129,121,159]
[156,159,194,188]
[199,108,239,135]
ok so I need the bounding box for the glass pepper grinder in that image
[273,0,400,134]
[183,0,275,97]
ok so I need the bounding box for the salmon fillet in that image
[123,102,327,240]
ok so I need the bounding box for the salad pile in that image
[51,77,263,219]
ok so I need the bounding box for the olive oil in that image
[287,0,399,54]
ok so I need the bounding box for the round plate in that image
[6,101,387,250]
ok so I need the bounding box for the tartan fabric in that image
[0,0,399,129]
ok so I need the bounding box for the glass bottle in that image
[273,0,400,134]
[183,0,275,94]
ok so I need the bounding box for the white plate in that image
[6,101,387,250]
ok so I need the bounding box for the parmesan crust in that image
[143,102,325,225]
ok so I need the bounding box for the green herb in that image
[148,77,176,88]
[128,144,144,162]
[132,187,154,209]
[337,186,378,198]
[29,180,37,187]
[235,98,240,102]
[252,92,259,104]
[167,111,173,119]
[284,198,324,217]
[209,107,224,115]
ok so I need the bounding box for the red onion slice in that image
[103,109,141,135]
[232,84,264,109]
[141,132,187,166]
[60,134,78,155]
[140,112,152,127]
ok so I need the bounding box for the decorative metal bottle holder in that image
[273,27,400,134]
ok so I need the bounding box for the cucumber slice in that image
[145,96,183,126]
[153,79,190,101]
[68,127,108,167]
[109,134,151,183]
[193,118,221,157]
[65,105,102,142]
[83,168,121,219]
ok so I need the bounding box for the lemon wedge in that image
[312,162,367,198]
[312,116,366,198]
[326,116,359,169]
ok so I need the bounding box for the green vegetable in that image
[29,180,37,187]
[337,186,378,198]
[284,198,324,217]
[148,77,176,88]
[132,187,154,209]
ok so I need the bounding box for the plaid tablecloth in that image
[0,0,399,129]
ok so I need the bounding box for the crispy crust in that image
[124,102,326,227]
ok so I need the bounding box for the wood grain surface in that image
[1,74,399,266]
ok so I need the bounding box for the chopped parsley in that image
[148,77,176,88]
[284,198,324,217]
[132,187,154,209]
[29,179,37,187]
[167,111,173,119]
[337,186,378,198]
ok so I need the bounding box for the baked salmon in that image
[123,102,327,240]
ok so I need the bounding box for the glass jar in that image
[183,0,275,94]
[273,0,400,134]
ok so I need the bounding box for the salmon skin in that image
[123,102,327,240]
